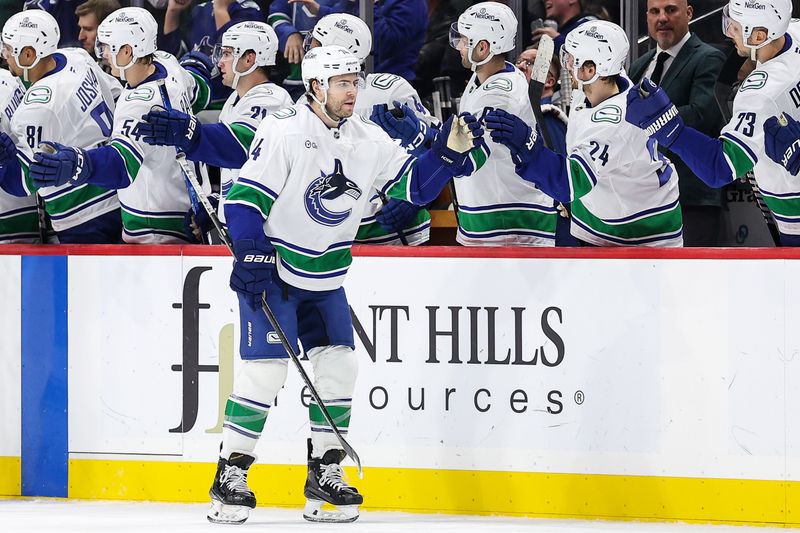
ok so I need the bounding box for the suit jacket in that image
[630,34,726,207]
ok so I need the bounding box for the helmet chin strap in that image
[467,44,494,72]
[110,51,135,82]
[231,55,258,90]
[309,83,341,125]
[18,53,43,83]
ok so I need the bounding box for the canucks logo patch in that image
[126,86,155,101]
[739,71,767,92]
[591,105,622,124]
[25,86,51,104]
[271,107,296,119]
[483,78,513,92]
[370,73,401,90]
[304,159,362,226]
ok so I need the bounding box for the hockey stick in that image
[711,51,781,246]
[35,193,47,243]
[529,34,555,150]
[432,76,462,228]
[154,80,364,475]
[376,104,410,246]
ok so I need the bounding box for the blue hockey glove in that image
[431,113,484,167]
[376,198,422,233]
[370,101,429,152]
[764,114,800,176]
[625,77,684,148]
[184,192,220,243]
[0,131,18,166]
[483,108,540,166]
[230,239,277,311]
[139,106,200,151]
[30,142,92,188]
[179,50,214,83]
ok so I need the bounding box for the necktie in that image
[650,51,670,86]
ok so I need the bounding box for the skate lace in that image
[221,465,250,493]
[319,463,349,492]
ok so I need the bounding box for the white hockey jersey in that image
[457,63,558,246]
[106,52,210,243]
[565,80,683,247]
[0,69,39,243]
[227,103,419,291]
[719,22,800,235]
[217,82,293,223]
[9,48,121,233]
[353,72,434,246]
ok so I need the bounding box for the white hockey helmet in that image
[722,0,792,59]
[450,1,517,71]
[96,7,158,81]
[2,10,60,82]
[214,21,278,89]
[302,45,363,95]
[561,20,628,86]
[306,14,373,63]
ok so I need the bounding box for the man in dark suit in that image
[629,0,726,246]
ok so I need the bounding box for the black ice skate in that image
[303,440,363,523]
[207,452,257,524]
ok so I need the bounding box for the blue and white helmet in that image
[450,2,517,70]
[308,14,372,63]
[562,20,629,85]
[723,0,792,59]
[96,7,158,81]
[2,10,60,81]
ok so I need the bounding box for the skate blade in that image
[207,500,250,524]
[302,499,359,523]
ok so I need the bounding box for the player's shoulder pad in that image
[368,73,404,91]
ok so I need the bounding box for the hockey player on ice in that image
[0,9,123,243]
[145,21,293,242]
[0,68,41,243]
[625,0,800,246]
[205,45,483,524]
[484,20,684,247]
[448,1,558,247]
[306,13,436,246]
[27,7,212,244]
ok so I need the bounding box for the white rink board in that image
[67,254,799,480]
[0,255,21,457]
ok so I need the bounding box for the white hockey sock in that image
[220,359,288,459]
[307,345,358,458]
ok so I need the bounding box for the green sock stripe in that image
[309,403,351,429]
[224,399,268,434]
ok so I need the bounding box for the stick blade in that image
[532,34,554,84]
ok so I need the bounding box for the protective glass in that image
[212,44,235,65]
[559,48,575,72]
[449,23,467,51]
[721,5,740,39]
[94,39,110,61]
[327,72,366,92]
[303,32,317,53]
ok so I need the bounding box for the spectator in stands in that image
[267,1,357,98]
[25,0,86,46]
[628,0,725,246]
[161,0,265,108]
[374,0,428,82]
[531,0,597,50]
[76,0,121,57]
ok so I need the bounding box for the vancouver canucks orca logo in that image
[304,159,362,226]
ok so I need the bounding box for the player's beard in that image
[325,100,353,122]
